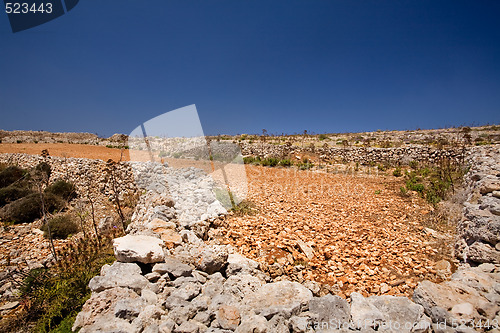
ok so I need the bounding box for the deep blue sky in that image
[1,1,499,137]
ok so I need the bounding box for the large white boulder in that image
[113,235,164,264]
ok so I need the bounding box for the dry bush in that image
[0,165,26,188]
[41,214,79,239]
[0,193,64,224]
[0,185,34,207]
[44,180,77,201]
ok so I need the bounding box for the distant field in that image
[0,143,128,161]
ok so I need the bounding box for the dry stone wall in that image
[240,143,468,165]
[455,145,500,264]
[0,153,137,199]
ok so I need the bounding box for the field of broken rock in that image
[214,165,450,298]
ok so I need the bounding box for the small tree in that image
[31,164,57,262]
[104,159,126,231]
[82,172,101,246]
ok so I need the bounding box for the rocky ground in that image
[211,166,450,298]
[0,130,499,332]
[70,146,500,332]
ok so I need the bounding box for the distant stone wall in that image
[240,143,469,165]
[0,153,137,199]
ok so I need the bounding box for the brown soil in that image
[0,143,127,161]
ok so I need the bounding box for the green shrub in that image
[318,134,328,141]
[264,158,279,167]
[231,199,258,216]
[406,179,425,194]
[243,156,256,164]
[0,165,26,188]
[214,187,236,209]
[45,180,77,201]
[14,237,115,332]
[400,186,408,196]
[0,192,64,224]
[41,214,79,239]
[34,162,51,181]
[279,159,292,167]
[409,160,418,169]
[298,162,314,170]
[393,167,402,177]
[402,158,466,206]
[0,185,34,207]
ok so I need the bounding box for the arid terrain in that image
[0,141,453,298]
[0,127,499,332]
[215,166,447,298]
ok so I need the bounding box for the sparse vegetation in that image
[403,158,467,205]
[231,199,258,216]
[3,236,116,332]
[0,192,64,224]
[0,165,27,188]
[41,214,79,239]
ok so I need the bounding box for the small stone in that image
[296,240,314,259]
[235,315,269,333]
[196,245,229,274]
[175,320,201,333]
[309,294,350,326]
[149,218,176,230]
[350,292,384,329]
[159,229,183,248]
[288,316,309,333]
[478,263,496,273]
[153,258,193,278]
[145,271,162,282]
[451,302,474,317]
[480,179,500,194]
[0,301,19,311]
[169,282,201,301]
[217,305,241,330]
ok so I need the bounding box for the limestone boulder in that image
[113,234,164,264]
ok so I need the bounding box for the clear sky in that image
[0,0,499,137]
